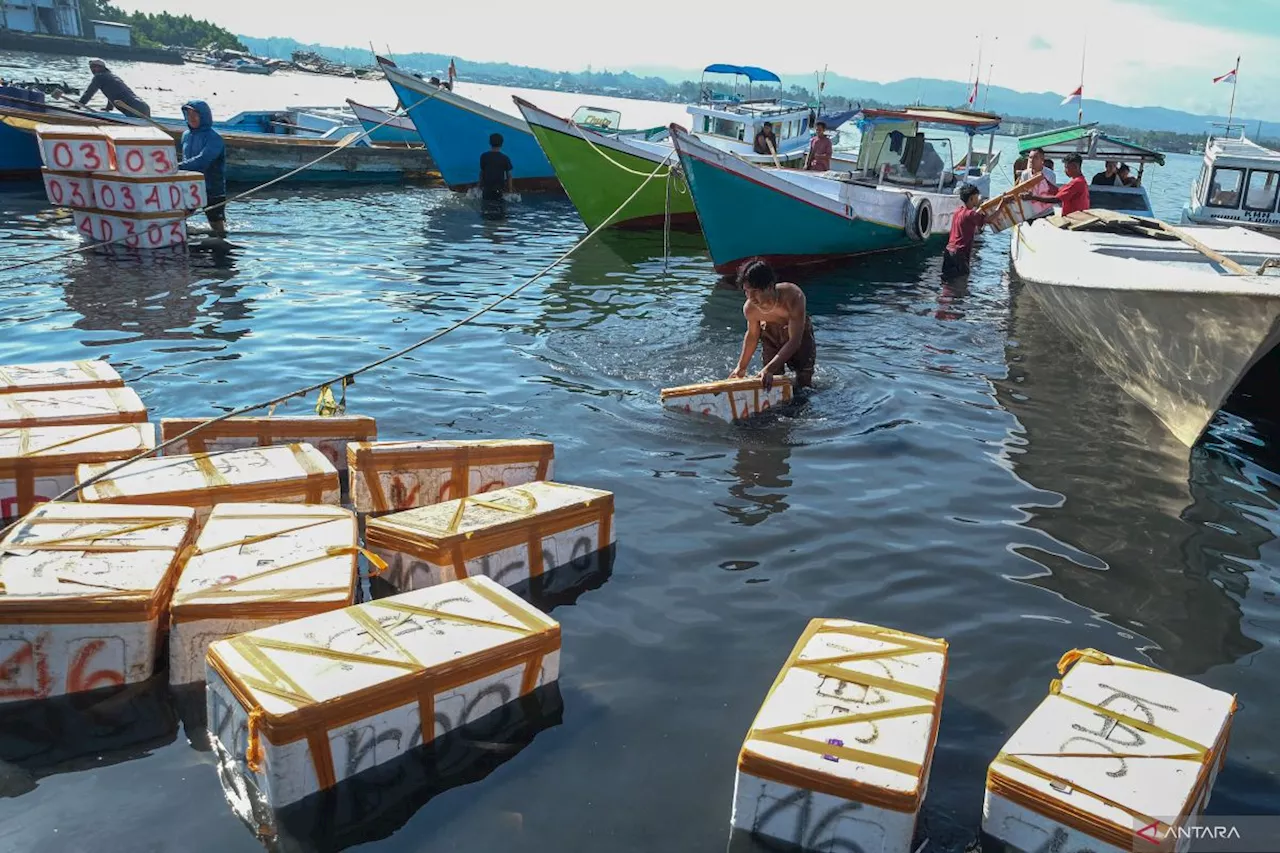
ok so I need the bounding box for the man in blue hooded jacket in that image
[179,100,228,238]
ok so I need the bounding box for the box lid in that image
[0,386,146,429]
[35,124,111,140]
[0,360,122,394]
[739,618,947,812]
[77,443,338,506]
[161,414,378,444]
[660,376,793,401]
[346,437,552,468]
[0,423,154,473]
[0,502,195,622]
[987,649,1236,849]
[101,126,174,143]
[171,503,357,621]
[91,169,204,184]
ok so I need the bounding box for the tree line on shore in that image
[78,0,245,52]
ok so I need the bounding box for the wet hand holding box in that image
[76,443,340,528]
[347,438,553,513]
[0,503,195,702]
[364,481,614,593]
[41,169,97,209]
[733,619,948,853]
[162,415,378,474]
[35,124,113,172]
[0,423,155,523]
[168,503,360,686]
[982,648,1236,853]
[661,376,793,422]
[0,360,122,395]
[0,386,146,430]
[205,575,560,808]
[92,171,207,214]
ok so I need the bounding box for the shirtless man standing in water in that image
[728,258,817,389]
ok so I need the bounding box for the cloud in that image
[1028,36,1052,51]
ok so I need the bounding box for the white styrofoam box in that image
[0,385,147,430]
[981,174,1058,233]
[661,376,793,422]
[41,169,97,209]
[168,503,358,686]
[0,359,122,395]
[0,502,195,702]
[77,443,340,529]
[982,648,1237,853]
[72,209,187,249]
[35,124,113,172]
[92,170,206,214]
[732,619,948,853]
[364,481,615,593]
[205,575,560,808]
[104,126,179,177]
[162,416,377,475]
[347,438,554,514]
[0,422,155,523]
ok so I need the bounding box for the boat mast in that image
[1077,38,1087,125]
[1227,55,1241,130]
[982,36,998,111]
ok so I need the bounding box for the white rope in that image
[569,119,674,178]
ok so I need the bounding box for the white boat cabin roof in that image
[687,99,811,122]
[1206,135,1280,169]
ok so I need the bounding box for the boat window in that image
[1207,167,1244,208]
[1086,187,1149,214]
[1244,170,1280,212]
[702,115,711,134]
[712,117,740,138]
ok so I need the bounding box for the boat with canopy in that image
[1016,123,1164,217]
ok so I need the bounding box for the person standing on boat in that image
[77,59,150,117]
[729,259,817,390]
[942,184,986,279]
[179,100,228,239]
[806,122,833,171]
[1091,161,1120,186]
[1026,153,1090,216]
[1018,148,1057,217]
[479,133,513,201]
[1118,163,1139,187]
[753,122,779,157]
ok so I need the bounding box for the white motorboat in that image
[1183,134,1280,234]
[1011,212,1280,446]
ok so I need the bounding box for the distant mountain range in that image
[239,36,1271,137]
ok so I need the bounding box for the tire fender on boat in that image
[905,195,933,242]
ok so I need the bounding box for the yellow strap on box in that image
[444,488,539,536]
[1048,683,1209,758]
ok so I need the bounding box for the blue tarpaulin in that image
[702,64,781,84]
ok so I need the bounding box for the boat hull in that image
[0,116,43,179]
[382,65,557,192]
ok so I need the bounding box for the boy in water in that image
[729,259,816,389]
[942,183,985,279]
[179,100,227,238]
[478,133,513,201]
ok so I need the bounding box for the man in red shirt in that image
[1027,152,1090,215]
[943,183,985,278]
[806,121,833,171]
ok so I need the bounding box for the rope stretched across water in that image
[0,89,443,274]
[0,148,677,534]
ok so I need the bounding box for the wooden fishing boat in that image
[1016,123,1163,217]
[1183,133,1280,234]
[1011,209,1280,446]
[345,99,423,147]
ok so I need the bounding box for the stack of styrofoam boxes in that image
[35,124,204,250]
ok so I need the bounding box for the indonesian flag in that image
[1214,66,1237,84]
[448,58,457,85]
[1061,86,1082,106]
[967,79,978,106]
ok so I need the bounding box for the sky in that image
[117,0,1280,119]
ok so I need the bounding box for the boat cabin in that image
[572,106,623,132]
[688,63,813,161]
[1185,135,1280,232]
[1017,123,1162,217]
[832,107,1002,194]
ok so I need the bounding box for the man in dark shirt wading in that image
[479,133,513,201]
[77,59,150,117]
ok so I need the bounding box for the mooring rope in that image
[569,119,675,178]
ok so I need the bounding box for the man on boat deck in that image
[1092,161,1120,186]
[806,122,832,171]
[479,133,513,201]
[77,59,150,117]
[729,259,817,389]
[179,100,227,239]
[943,184,986,279]
[753,122,779,156]
[1027,152,1090,216]
[1018,148,1057,217]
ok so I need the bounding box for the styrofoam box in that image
[168,503,358,686]
[0,502,195,702]
[0,385,147,430]
[77,443,340,529]
[205,575,560,808]
[162,415,378,475]
[982,649,1236,853]
[41,169,97,209]
[364,480,614,593]
[732,619,948,853]
[72,209,187,249]
[661,376,793,422]
[104,126,179,177]
[92,170,206,214]
[0,422,155,523]
[35,124,113,172]
[0,359,122,394]
[347,438,554,514]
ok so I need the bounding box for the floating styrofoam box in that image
[982,648,1237,853]
[92,170,206,214]
[0,359,122,394]
[0,385,147,430]
[35,124,113,172]
[41,168,97,209]
[364,480,614,593]
[72,208,187,249]
[347,438,554,514]
[205,575,560,808]
[76,443,340,528]
[0,502,195,702]
[980,174,1052,233]
[732,619,948,853]
[661,376,793,422]
[168,503,358,686]
[162,415,377,474]
[0,422,155,523]
[104,126,179,177]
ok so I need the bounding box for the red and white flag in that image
[967,79,978,106]
[448,58,457,85]
[1061,86,1082,106]
[1213,66,1237,84]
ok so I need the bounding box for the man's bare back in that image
[730,262,817,388]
